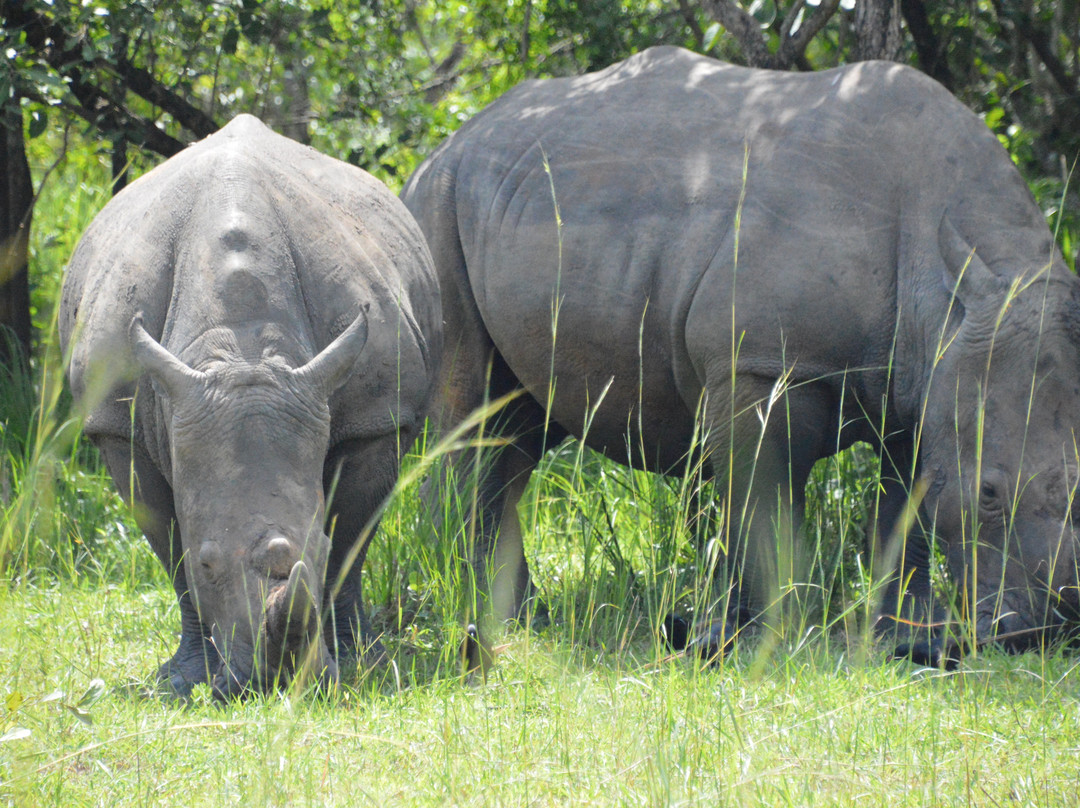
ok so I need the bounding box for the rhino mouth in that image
[208,630,338,701]
[972,586,1080,653]
[208,561,338,700]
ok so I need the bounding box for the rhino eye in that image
[979,480,1003,513]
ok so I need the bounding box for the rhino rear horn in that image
[938,216,1000,303]
[129,313,205,399]
[292,308,369,397]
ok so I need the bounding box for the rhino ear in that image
[938,215,1000,305]
[292,307,369,397]
[129,313,205,400]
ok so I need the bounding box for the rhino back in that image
[62,114,439,451]
[405,46,1051,463]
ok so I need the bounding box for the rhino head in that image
[919,220,1080,650]
[130,310,367,697]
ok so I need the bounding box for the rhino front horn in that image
[266,560,319,650]
[265,560,339,688]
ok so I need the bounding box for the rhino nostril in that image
[264,536,297,579]
[199,541,223,572]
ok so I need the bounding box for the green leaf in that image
[78,679,107,709]
[5,692,23,712]
[64,704,93,727]
[0,727,31,743]
[703,23,723,53]
[28,108,47,139]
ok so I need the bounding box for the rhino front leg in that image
[95,436,220,696]
[322,435,405,668]
[872,438,935,634]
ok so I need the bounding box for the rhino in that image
[60,114,440,697]
[401,46,1080,663]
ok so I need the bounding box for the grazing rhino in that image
[60,114,440,697]
[402,46,1080,663]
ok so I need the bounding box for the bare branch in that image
[700,0,772,67]
[776,0,842,69]
[521,0,533,63]
[103,56,218,138]
[702,0,845,70]
[778,0,807,43]
[900,0,954,90]
[677,0,708,52]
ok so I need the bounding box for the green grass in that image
[2,583,1080,806]
[3,424,1080,805]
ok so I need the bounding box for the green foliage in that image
[0,327,147,586]
[24,129,116,340]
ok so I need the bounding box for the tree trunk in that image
[112,135,129,194]
[853,0,903,62]
[900,0,954,90]
[0,102,33,367]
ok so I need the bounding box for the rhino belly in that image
[470,223,696,472]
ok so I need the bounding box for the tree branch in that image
[700,0,772,67]
[5,2,209,156]
[991,0,1077,96]
[677,0,708,52]
[776,0,842,68]
[102,56,218,138]
[853,0,902,62]
[702,0,843,69]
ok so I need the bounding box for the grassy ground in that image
[2,434,1080,806]
[2,581,1079,806]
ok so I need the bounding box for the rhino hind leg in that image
[95,436,220,696]
[469,435,545,626]
[451,383,564,630]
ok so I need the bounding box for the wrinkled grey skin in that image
[402,47,1080,657]
[61,115,440,697]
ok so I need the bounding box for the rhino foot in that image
[510,595,550,630]
[156,632,221,700]
[327,621,388,673]
[325,596,391,672]
[357,635,388,668]
[660,613,737,664]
